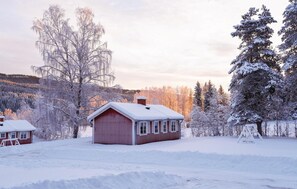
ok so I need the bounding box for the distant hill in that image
[0,73,40,112]
[0,73,139,112]
[0,73,40,84]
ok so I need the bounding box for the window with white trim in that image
[19,131,29,140]
[153,121,159,134]
[9,132,16,139]
[162,121,167,133]
[138,121,149,136]
[0,132,5,139]
[170,120,178,132]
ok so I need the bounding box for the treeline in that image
[135,86,193,121]
[0,73,40,84]
[190,81,230,136]
[0,79,38,112]
[134,82,230,125]
[0,73,39,112]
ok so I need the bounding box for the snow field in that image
[7,172,184,189]
[1,136,297,189]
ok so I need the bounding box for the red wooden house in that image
[0,116,36,146]
[87,97,184,145]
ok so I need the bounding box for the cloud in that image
[207,41,238,57]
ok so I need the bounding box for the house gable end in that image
[93,108,133,145]
[94,108,133,123]
[92,106,135,123]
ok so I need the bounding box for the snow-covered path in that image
[1,137,297,189]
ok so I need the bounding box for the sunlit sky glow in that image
[0,0,288,90]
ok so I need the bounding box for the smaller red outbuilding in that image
[87,97,184,145]
[0,116,36,146]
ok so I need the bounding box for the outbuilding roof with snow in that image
[87,102,184,122]
[0,120,36,133]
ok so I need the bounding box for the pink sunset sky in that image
[0,0,288,90]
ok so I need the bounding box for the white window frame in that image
[161,121,167,133]
[170,120,178,132]
[19,131,30,140]
[9,132,16,139]
[138,121,149,136]
[153,121,159,134]
[0,132,5,139]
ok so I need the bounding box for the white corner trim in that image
[92,119,95,144]
[132,121,135,145]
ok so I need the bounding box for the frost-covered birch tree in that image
[229,6,283,135]
[279,0,297,120]
[32,6,114,139]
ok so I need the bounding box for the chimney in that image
[0,116,4,126]
[137,96,147,106]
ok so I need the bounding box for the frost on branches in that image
[190,81,230,137]
[32,6,115,139]
[279,0,297,120]
[229,6,283,133]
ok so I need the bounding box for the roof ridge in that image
[87,101,184,122]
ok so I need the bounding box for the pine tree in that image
[190,106,208,137]
[204,81,215,112]
[218,85,229,106]
[217,86,230,136]
[202,82,208,111]
[279,0,297,120]
[193,81,202,107]
[190,81,230,137]
[205,85,220,136]
[229,6,282,135]
[202,82,220,136]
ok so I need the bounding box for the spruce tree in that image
[229,6,282,135]
[204,81,215,112]
[218,85,229,106]
[193,81,202,107]
[190,81,205,137]
[279,0,297,120]
[191,80,230,136]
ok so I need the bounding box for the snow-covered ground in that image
[1,134,297,189]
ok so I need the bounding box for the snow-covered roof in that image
[136,96,147,100]
[0,120,36,133]
[87,102,184,122]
